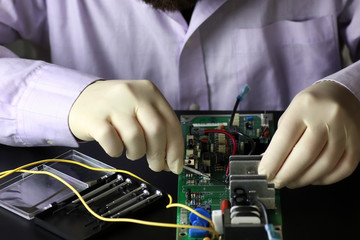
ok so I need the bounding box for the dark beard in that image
[141,0,198,11]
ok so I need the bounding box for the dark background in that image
[0,111,359,240]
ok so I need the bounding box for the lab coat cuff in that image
[315,60,360,102]
[16,62,99,147]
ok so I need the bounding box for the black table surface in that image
[0,111,359,240]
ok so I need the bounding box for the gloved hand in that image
[68,80,184,174]
[258,81,360,188]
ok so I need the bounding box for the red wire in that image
[203,129,237,155]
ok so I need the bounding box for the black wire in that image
[231,131,256,155]
[229,98,240,127]
[229,94,256,155]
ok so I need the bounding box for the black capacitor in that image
[233,188,246,196]
[232,194,247,205]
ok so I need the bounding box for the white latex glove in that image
[68,80,184,174]
[258,81,360,188]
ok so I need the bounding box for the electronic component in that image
[188,208,211,238]
[229,155,275,209]
[224,152,281,240]
[220,199,231,214]
[212,210,224,234]
[246,116,254,129]
[177,113,281,240]
[230,205,262,224]
[223,208,268,240]
[187,135,195,149]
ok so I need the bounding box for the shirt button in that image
[189,103,200,110]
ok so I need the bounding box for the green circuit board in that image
[176,113,282,240]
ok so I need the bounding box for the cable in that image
[0,159,149,183]
[228,84,255,153]
[204,129,237,155]
[229,84,250,127]
[225,130,256,176]
[231,131,256,155]
[203,129,255,175]
[252,199,269,225]
[229,99,240,128]
[0,159,219,239]
[204,129,238,176]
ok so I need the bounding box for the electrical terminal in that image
[212,210,224,234]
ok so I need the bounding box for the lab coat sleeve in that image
[320,0,360,101]
[0,1,98,147]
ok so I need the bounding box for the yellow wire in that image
[0,159,219,239]
[166,194,215,230]
[0,159,149,183]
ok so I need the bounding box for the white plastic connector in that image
[212,210,224,235]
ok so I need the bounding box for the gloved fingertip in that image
[286,183,298,189]
[148,164,163,172]
[163,163,171,172]
[272,178,283,189]
[168,159,183,174]
[176,161,183,174]
[312,180,322,185]
[126,152,145,161]
[106,149,123,158]
[258,167,273,180]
